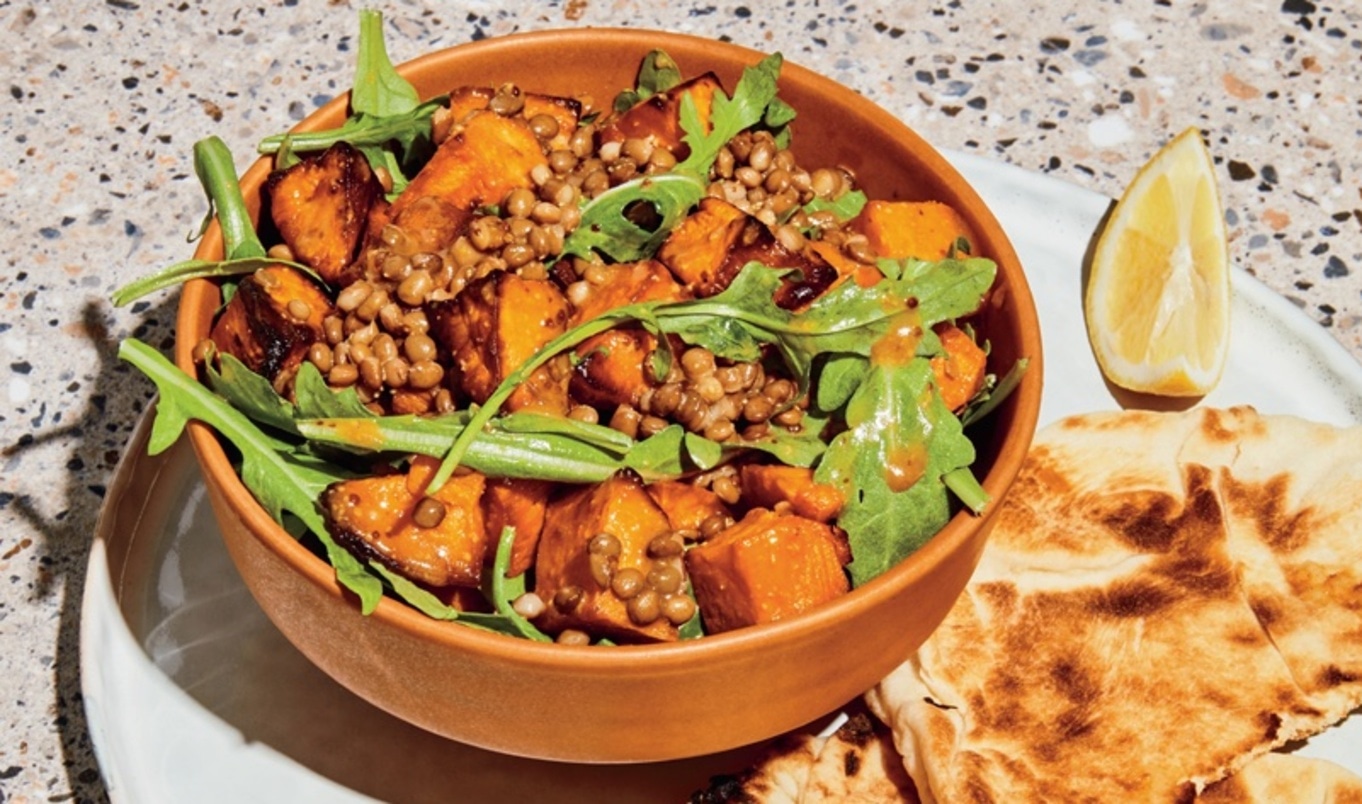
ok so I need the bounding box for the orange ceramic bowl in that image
[174,28,1042,762]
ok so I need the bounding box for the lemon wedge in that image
[1084,127,1230,396]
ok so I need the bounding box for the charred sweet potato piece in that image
[387,110,546,227]
[570,327,661,410]
[806,240,884,290]
[600,73,721,160]
[482,476,551,577]
[567,260,689,326]
[321,456,488,589]
[264,141,382,283]
[534,472,681,643]
[656,197,749,295]
[429,270,571,414]
[847,200,977,261]
[446,86,582,152]
[658,197,835,307]
[739,464,845,525]
[685,509,850,635]
[209,264,332,388]
[930,323,988,411]
[646,480,732,533]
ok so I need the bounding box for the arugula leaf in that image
[118,338,385,612]
[297,412,629,483]
[483,526,553,641]
[675,53,783,177]
[802,189,867,224]
[292,362,375,419]
[613,49,683,112]
[256,10,442,197]
[814,358,979,586]
[352,8,419,117]
[110,136,318,306]
[205,351,299,434]
[561,53,785,265]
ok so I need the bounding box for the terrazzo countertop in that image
[2,1,1359,800]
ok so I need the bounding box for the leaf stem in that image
[194,136,265,261]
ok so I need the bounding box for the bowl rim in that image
[174,26,1044,669]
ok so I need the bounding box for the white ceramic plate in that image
[82,152,1362,802]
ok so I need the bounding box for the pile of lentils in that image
[290,84,877,449]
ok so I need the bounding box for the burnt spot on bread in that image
[1088,577,1177,618]
[1222,472,1313,553]
[1318,664,1360,689]
[1197,407,1239,444]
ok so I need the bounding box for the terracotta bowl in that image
[174,28,1043,763]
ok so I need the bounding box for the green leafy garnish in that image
[110,136,316,306]
[117,338,384,613]
[256,9,443,197]
[560,53,786,264]
[612,49,684,112]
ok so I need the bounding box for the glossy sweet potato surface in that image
[685,509,850,635]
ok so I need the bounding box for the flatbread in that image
[865,407,1362,802]
[1198,753,1362,803]
[691,712,919,803]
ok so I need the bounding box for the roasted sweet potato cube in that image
[482,476,551,577]
[930,323,988,411]
[388,110,545,223]
[646,480,731,533]
[570,327,661,409]
[847,200,977,261]
[685,509,850,635]
[567,260,689,326]
[209,264,332,388]
[446,86,582,152]
[657,197,832,305]
[656,197,749,295]
[429,270,571,414]
[321,456,488,589]
[264,141,382,283]
[806,240,884,290]
[600,72,721,159]
[534,472,680,642]
[739,464,845,524]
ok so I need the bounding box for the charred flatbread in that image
[691,711,918,803]
[866,407,1362,802]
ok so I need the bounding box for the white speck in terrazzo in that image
[1110,19,1145,42]
[1088,114,1134,148]
[9,377,31,405]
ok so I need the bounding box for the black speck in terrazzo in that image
[1311,242,1330,256]
[1040,36,1070,53]
[915,70,935,85]
[689,6,718,17]
[1227,160,1256,181]
[1324,255,1349,278]
[967,96,987,110]
[9,85,21,101]
[1260,164,1279,185]
[734,6,751,18]
[122,76,139,90]
[0,764,21,779]
[39,227,60,240]
[105,0,139,10]
[11,361,31,375]
[1281,0,1317,15]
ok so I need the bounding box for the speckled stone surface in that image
[0,1,1358,800]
